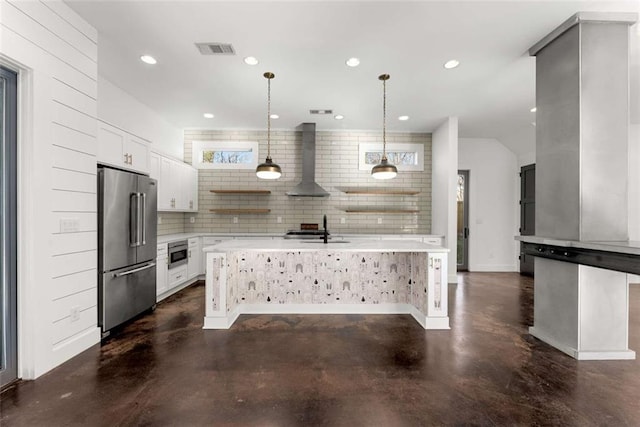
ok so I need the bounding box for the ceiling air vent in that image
[309,109,333,115]
[195,42,236,55]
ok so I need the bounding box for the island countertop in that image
[203,238,449,253]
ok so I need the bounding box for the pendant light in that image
[256,72,282,179]
[371,74,397,180]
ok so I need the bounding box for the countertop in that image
[203,238,449,253]
[158,232,444,245]
[516,235,640,256]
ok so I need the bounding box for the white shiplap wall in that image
[0,0,100,378]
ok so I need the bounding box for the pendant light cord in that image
[382,76,387,161]
[267,74,272,159]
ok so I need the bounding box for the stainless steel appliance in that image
[168,240,188,269]
[98,166,157,336]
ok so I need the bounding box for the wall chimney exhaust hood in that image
[286,123,330,197]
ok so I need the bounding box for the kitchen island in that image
[203,239,450,329]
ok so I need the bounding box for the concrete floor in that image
[2,273,639,426]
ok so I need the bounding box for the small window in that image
[359,142,424,172]
[192,141,259,170]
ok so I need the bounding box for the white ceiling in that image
[65,0,640,158]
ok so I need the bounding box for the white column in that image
[432,117,458,283]
[530,258,635,360]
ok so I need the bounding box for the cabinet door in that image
[187,238,201,279]
[149,152,160,180]
[98,123,126,168]
[186,167,198,212]
[159,157,174,210]
[127,135,149,174]
[174,163,188,210]
[156,243,168,297]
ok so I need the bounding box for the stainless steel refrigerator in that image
[98,166,157,336]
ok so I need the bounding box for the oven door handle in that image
[113,262,156,278]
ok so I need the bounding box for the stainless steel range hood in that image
[286,123,330,197]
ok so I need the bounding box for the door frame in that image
[457,170,470,271]
[0,65,18,388]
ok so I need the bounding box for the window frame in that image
[358,142,424,172]
[191,140,260,170]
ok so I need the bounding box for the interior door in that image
[1,66,18,388]
[519,164,536,276]
[457,170,470,271]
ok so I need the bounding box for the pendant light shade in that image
[256,72,281,180]
[256,157,281,179]
[371,73,397,180]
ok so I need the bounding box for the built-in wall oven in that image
[168,240,188,269]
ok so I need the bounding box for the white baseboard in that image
[44,327,101,379]
[448,273,458,284]
[530,326,636,360]
[469,264,518,272]
[204,303,448,330]
[574,350,636,360]
[157,275,203,302]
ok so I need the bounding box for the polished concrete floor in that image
[2,273,639,426]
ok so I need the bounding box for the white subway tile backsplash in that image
[178,129,431,235]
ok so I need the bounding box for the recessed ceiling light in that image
[334,114,344,120]
[203,113,214,119]
[443,59,459,69]
[140,55,157,65]
[398,115,409,121]
[270,114,279,119]
[244,56,259,65]
[346,57,360,67]
[530,107,537,113]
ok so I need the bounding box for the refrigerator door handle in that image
[112,262,156,278]
[129,193,140,247]
[141,192,147,245]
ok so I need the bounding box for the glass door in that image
[457,170,469,271]
[1,65,18,388]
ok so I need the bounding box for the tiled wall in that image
[178,129,432,235]
[158,212,186,235]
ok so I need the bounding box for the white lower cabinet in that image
[156,243,168,297]
[167,265,188,289]
[157,237,206,301]
[187,237,201,279]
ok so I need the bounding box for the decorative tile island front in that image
[203,240,450,329]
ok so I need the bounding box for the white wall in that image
[432,117,458,283]
[0,0,100,378]
[459,138,519,272]
[98,76,183,159]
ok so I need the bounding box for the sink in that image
[301,240,350,244]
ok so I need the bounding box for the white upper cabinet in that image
[185,165,198,211]
[97,120,150,174]
[154,152,198,212]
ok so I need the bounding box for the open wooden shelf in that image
[342,207,419,214]
[210,189,271,194]
[340,187,420,195]
[210,209,271,214]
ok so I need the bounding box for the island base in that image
[203,247,450,331]
[204,303,450,330]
